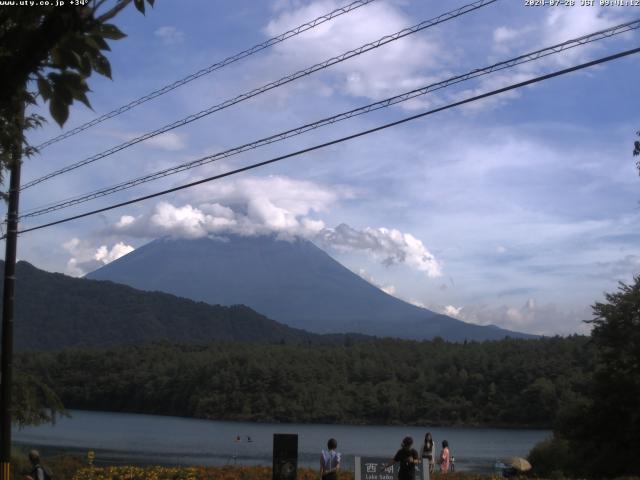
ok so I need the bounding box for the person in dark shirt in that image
[421,432,435,474]
[384,436,420,480]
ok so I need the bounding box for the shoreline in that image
[52,408,552,431]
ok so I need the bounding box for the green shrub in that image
[528,436,570,477]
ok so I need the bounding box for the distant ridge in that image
[87,235,536,341]
[1,260,366,351]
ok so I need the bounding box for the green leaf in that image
[60,73,93,110]
[70,50,84,70]
[53,81,73,104]
[75,36,101,57]
[83,36,101,51]
[92,53,112,79]
[90,34,111,51]
[24,114,46,131]
[50,97,69,126]
[54,42,82,70]
[73,90,92,110]
[50,47,63,67]
[22,90,37,106]
[78,53,92,77]
[36,77,52,101]
[99,23,127,40]
[134,0,145,14]
[47,71,61,81]
[59,70,83,86]
[51,75,86,113]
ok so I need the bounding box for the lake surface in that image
[14,410,550,472]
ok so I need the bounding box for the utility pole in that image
[0,102,24,480]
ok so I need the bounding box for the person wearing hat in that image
[383,436,420,480]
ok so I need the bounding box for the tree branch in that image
[97,0,133,23]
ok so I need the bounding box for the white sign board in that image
[354,457,428,480]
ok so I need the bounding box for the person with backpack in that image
[26,450,51,480]
[383,436,420,480]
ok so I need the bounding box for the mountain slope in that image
[2,260,352,351]
[87,235,535,341]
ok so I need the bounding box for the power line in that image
[21,0,497,191]
[33,0,378,151]
[12,46,640,239]
[19,18,640,219]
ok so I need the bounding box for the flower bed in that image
[71,465,354,480]
[70,466,506,480]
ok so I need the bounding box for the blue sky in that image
[11,0,640,335]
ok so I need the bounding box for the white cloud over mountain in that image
[96,174,443,278]
[115,175,337,239]
[318,223,442,278]
[63,238,134,277]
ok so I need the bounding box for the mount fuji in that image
[87,235,535,341]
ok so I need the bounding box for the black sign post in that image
[273,433,298,480]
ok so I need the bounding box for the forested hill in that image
[2,261,367,350]
[18,336,592,428]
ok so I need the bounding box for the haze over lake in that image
[15,410,550,472]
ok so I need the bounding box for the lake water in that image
[14,410,550,473]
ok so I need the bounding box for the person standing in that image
[439,440,451,473]
[320,438,341,480]
[421,432,435,474]
[26,450,49,480]
[385,436,420,480]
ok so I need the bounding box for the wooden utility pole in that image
[0,102,24,480]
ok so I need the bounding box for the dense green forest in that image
[18,336,591,428]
